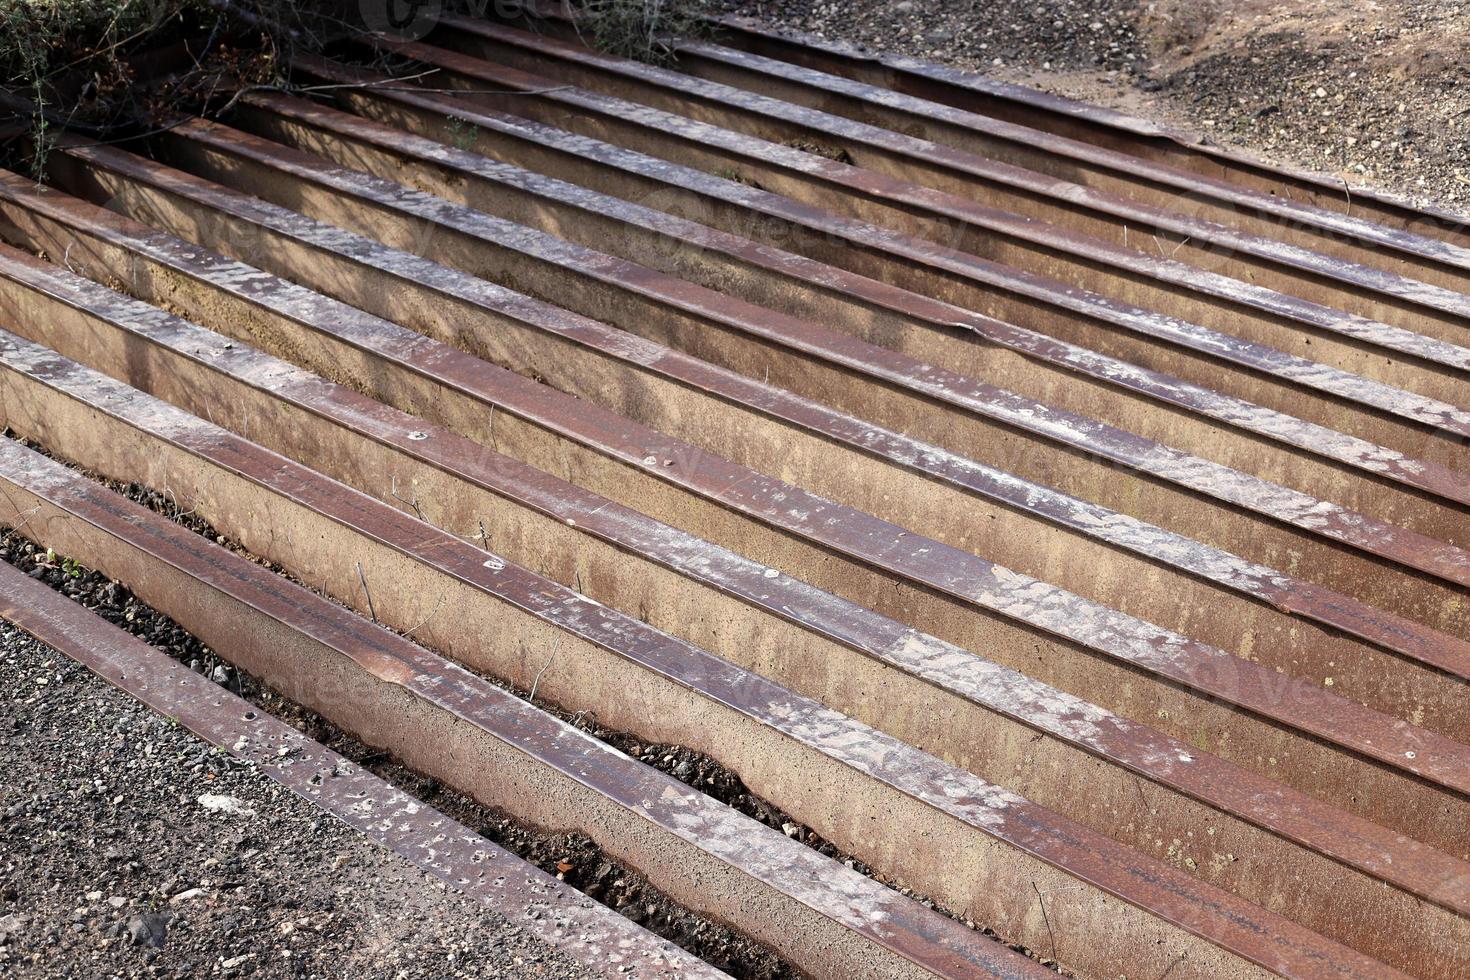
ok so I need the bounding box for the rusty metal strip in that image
[241,79,1470,515]
[229,86,1470,609]
[367,37,1470,441]
[0,560,714,980]
[45,139,1470,760]
[0,337,1416,980]
[498,9,1470,330]
[24,132,1470,685]
[143,117,1470,590]
[11,230,1470,921]
[21,151,1470,820]
[664,23,1470,291]
[430,17,1470,366]
[8,232,1470,957]
[317,48,1470,468]
[6,226,1470,959]
[0,435,1053,980]
[18,171,1469,690]
[705,14,1470,246]
[54,149,1470,738]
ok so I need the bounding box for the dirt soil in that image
[0,616,595,980]
[719,0,1470,213]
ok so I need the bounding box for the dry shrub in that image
[0,0,360,172]
[571,0,712,64]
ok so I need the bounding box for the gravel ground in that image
[0,619,596,980]
[718,0,1470,213]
